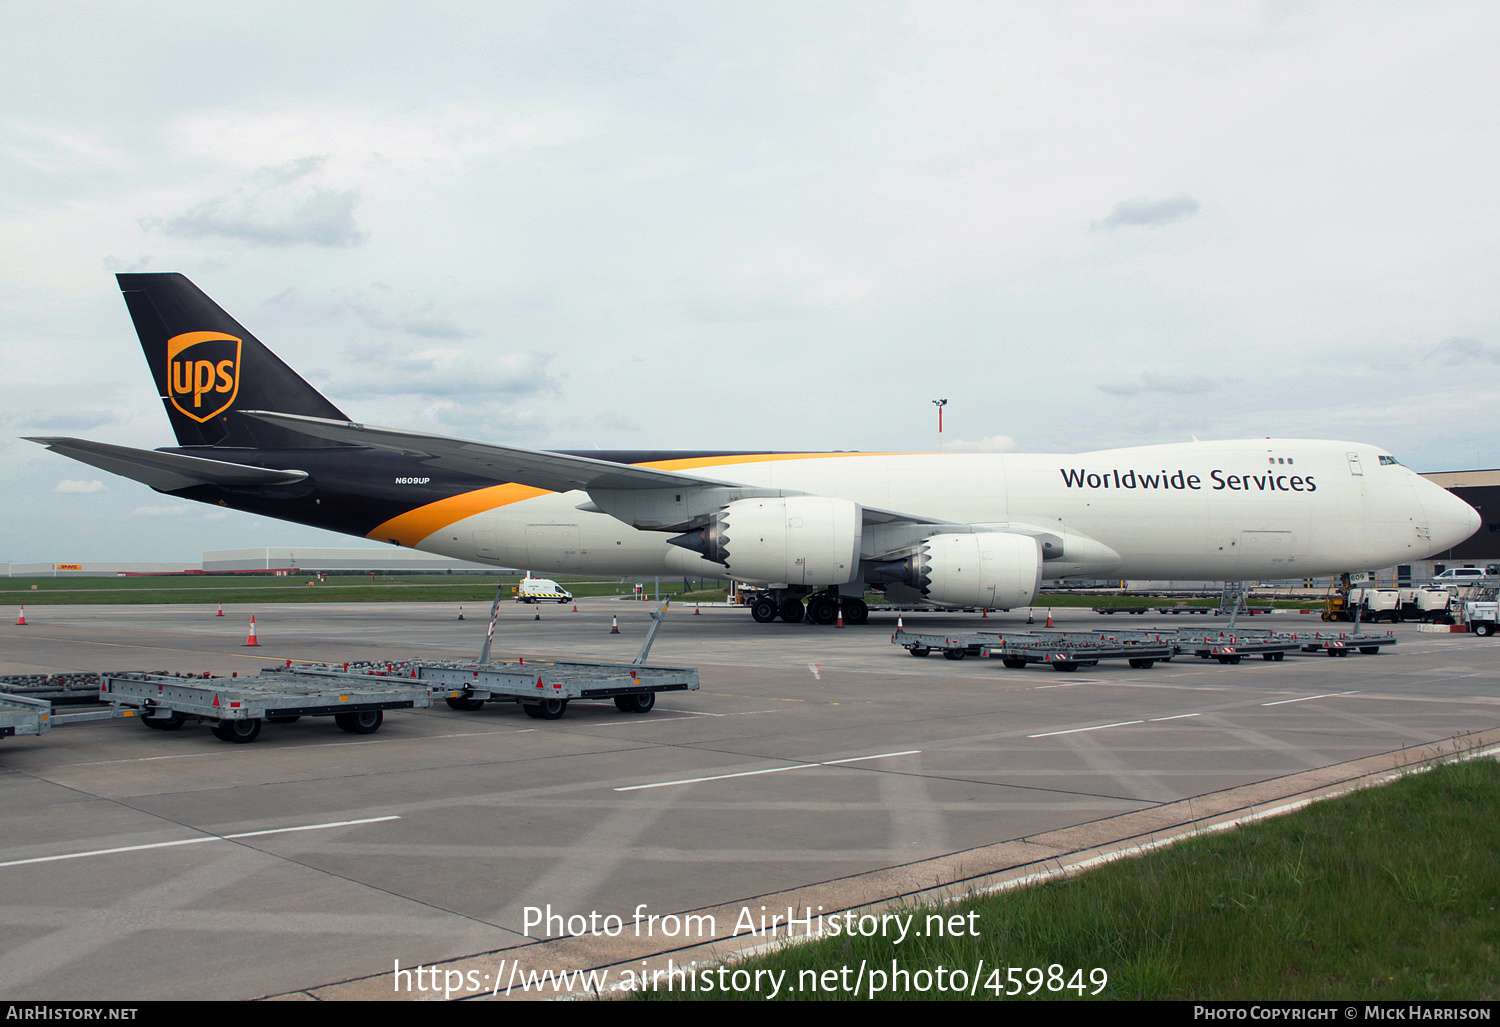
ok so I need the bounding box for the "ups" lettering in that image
[165,332,242,423]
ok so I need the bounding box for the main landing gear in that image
[746,589,868,625]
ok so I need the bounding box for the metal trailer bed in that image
[1279,629,1400,656]
[2,688,151,741]
[100,670,434,743]
[892,628,1176,671]
[285,657,699,720]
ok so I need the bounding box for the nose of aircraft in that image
[1424,480,1481,551]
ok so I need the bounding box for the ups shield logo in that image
[167,331,241,422]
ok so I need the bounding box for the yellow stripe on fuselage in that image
[364,452,892,548]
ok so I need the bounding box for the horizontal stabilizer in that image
[240,411,735,492]
[26,437,308,492]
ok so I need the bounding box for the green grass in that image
[0,573,701,606]
[639,755,1500,1000]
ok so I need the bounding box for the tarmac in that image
[1,599,1497,1000]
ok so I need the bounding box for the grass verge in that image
[639,753,1500,1000]
[0,574,700,606]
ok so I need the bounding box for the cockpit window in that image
[1379,455,1402,466]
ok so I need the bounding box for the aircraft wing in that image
[241,411,743,491]
[244,410,949,533]
[25,437,308,492]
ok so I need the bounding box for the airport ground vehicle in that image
[515,576,573,603]
[28,274,1482,624]
[1463,587,1499,637]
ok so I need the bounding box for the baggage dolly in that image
[100,671,432,743]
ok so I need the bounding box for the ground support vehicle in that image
[100,670,434,743]
[1461,587,1498,637]
[892,628,1174,671]
[373,658,699,719]
[1279,629,1400,656]
[891,629,996,660]
[1401,588,1456,624]
[1177,631,1302,664]
[1,676,150,741]
[986,631,1177,672]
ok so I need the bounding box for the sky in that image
[3,1,1499,563]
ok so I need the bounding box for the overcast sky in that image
[3,1,1499,563]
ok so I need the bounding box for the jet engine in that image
[668,496,862,585]
[871,532,1042,609]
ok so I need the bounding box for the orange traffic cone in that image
[836,605,845,628]
[1045,608,1054,628]
[896,614,904,631]
[572,603,578,612]
[534,610,541,621]
[458,606,465,620]
[1026,609,1035,624]
[244,615,260,646]
[694,603,701,615]
[982,607,988,618]
[16,606,26,626]
[215,601,224,617]
[610,616,620,634]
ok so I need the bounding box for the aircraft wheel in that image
[779,598,804,622]
[751,599,779,623]
[807,596,839,625]
[525,698,568,720]
[210,718,262,743]
[143,710,186,731]
[614,692,655,713]
[446,697,486,711]
[335,710,383,734]
[842,599,869,625]
[907,646,930,658]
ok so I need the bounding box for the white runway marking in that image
[1261,691,1361,707]
[0,816,402,868]
[1029,720,1144,738]
[614,749,921,791]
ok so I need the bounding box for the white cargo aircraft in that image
[29,275,1481,625]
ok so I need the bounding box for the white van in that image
[515,576,574,604]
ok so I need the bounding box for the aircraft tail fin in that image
[117,273,349,449]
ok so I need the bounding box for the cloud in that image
[1098,373,1215,397]
[1091,194,1201,231]
[268,285,476,340]
[143,156,367,247]
[942,435,1016,453]
[344,343,556,399]
[132,505,197,517]
[19,410,114,431]
[55,480,105,493]
[1427,336,1500,367]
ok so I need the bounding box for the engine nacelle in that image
[874,532,1042,609]
[669,496,863,585]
